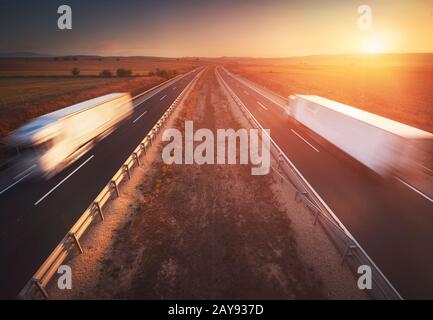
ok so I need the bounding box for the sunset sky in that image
[1,0,432,57]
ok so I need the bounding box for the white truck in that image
[288,95,433,193]
[6,93,133,178]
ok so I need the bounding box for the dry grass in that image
[0,57,203,77]
[222,53,433,133]
[0,77,123,106]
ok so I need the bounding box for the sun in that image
[364,36,386,54]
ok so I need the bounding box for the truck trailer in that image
[288,95,433,183]
[6,93,133,178]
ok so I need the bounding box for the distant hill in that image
[222,53,433,68]
[0,52,53,58]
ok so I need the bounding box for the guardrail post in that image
[341,244,357,265]
[68,232,83,254]
[134,152,141,166]
[313,209,320,225]
[295,190,306,202]
[32,278,49,298]
[94,201,104,221]
[149,131,154,143]
[123,164,131,180]
[110,180,120,198]
[277,153,283,170]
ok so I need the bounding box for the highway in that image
[216,66,433,299]
[0,68,200,299]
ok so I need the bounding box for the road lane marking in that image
[160,95,167,101]
[13,165,36,180]
[395,177,433,203]
[290,129,320,153]
[34,155,94,206]
[257,101,268,111]
[0,172,33,195]
[173,86,177,90]
[244,90,249,95]
[132,110,148,124]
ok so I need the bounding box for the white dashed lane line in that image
[133,111,148,124]
[34,155,95,206]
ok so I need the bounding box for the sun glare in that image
[364,36,386,54]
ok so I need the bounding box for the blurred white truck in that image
[288,95,433,195]
[6,93,133,178]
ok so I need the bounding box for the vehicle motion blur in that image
[4,93,133,179]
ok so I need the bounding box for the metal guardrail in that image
[216,67,403,300]
[18,68,203,299]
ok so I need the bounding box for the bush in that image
[155,68,170,78]
[99,69,113,77]
[116,68,132,77]
[71,68,80,76]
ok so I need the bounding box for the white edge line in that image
[216,67,403,299]
[132,110,148,124]
[160,95,167,101]
[257,101,268,111]
[395,176,433,203]
[34,155,95,206]
[290,129,320,153]
[0,171,33,195]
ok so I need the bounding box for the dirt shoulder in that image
[47,67,366,299]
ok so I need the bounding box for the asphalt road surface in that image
[0,68,200,299]
[217,66,433,299]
